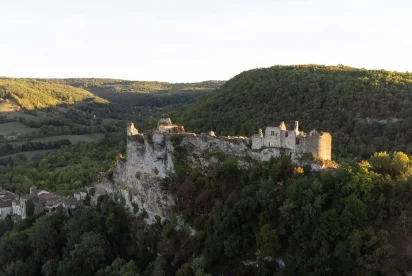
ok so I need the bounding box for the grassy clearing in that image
[32,134,105,143]
[6,112,42,121]
[102,118,122,124]
[0,99,43,122]
[2,134,105,146]
[0,122,38,135]
[0,100,17,113]
[0,150,52,161]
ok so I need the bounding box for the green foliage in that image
[58,79,224,108]
[96,257,140,276]
[0,199,155,276]
[0,133,125,194]
[163,152,412,274]
[170,65,412,159]
[369,151,412,178]
[0,78,105,110]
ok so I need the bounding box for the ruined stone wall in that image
[264,127,282,147]
[305,133,332,160]
[318,133,332,160]
[282,130,297,150]
[251,135,264,150]
[127,123,139,136]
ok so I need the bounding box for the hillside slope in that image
[44,78,224,107]
[0,78,105,110]
[170,65,412,159]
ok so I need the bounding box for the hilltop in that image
[169,65,412,159]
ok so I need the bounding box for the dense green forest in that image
[0,133,125,195]
[0,198,177,276]
[162,150,412,275]
[2,151,412,275]
[5,66,412,275]
[168,65,412,159]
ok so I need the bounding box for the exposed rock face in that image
[91,133,298,224]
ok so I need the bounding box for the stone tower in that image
[127,123,139,136]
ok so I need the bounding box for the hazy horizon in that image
[1,0,411,82]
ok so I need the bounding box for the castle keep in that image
[128,118,332,160]
[251,121,331,160]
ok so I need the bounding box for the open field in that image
[1,134,105,146]
[0,100,16,113]
[0,122,38,135]
[0,100,44,121]
[32,134,105,143]
[102,118,122,124]
[0,150,52,161]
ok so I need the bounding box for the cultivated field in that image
[0,150,52,161]
[0,100,43,121]
[31,134,105,144]
[0,122,38,135]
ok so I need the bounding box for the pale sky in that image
[0,0,411,82]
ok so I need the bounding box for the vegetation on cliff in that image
[3,149,412,275]
[169,65,412,159]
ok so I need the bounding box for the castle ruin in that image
[157,118,185,134]
[126,118,332,160]
[127,123,139,136]
[251,121,331,160]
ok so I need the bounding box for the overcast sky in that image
[0,0,410,82]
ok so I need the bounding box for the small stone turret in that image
[258,128,263,137]
[127,123,139,136]
[294,121,299,132]
[30,186,37,195]
[157,118,185,134]
[158,118,172,126]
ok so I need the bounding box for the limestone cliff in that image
[91,132,299,223]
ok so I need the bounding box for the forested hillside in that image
[44,78,224,107]
[0,79,105,110]
[169,65,412,159]
[3,150,412,275]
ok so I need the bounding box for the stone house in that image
[73,188,88,201]
[0,189,19,219]
[12,186,84,220]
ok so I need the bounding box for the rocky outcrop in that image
[91,132,300,224]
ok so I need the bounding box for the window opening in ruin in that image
[296,138,299,145]
[268,142,271,146]
[276,133,278,137]
[285,132,288,137]
[271,131,274,136]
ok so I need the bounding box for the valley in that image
[1,66,412,275]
